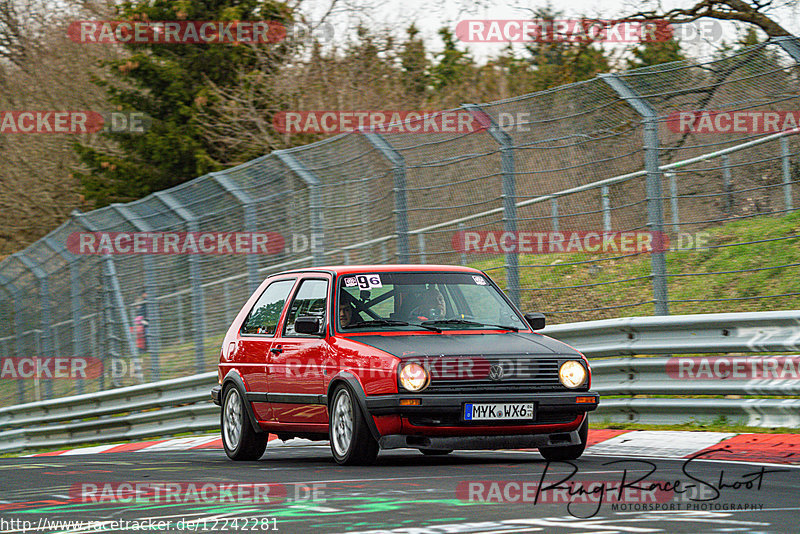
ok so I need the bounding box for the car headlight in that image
[399,363,430,392]
[559,361,587,388]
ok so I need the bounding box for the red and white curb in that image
[22,430,800,464]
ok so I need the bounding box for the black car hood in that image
[344,332,582,358]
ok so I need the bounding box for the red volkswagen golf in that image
[212,265,599,465]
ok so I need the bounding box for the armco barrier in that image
[541,310,800,357]
[1,311,798,454]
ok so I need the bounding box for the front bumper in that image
[379,429,582,450]
[365,391,598,422]
[211,385,222,406]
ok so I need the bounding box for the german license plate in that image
[464,403,534,421]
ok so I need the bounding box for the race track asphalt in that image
[1,443,797,533]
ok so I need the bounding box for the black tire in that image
[221,385,268,461]
[419,448,453,456]
[538,415,589,461]
[329,383,379,465]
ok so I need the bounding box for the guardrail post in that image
[13,253,53,399]
[361,131,410,263]
[111,205,161,381]
[0,274,26,403]
[42,237,85,394]
[151,194,206,373]
[211,172,263,292]
[781,137,794,212]
[275,151,325,266]
[417,233,426,264]
[601,74,669,315]
[550,198,559,233]
[72,210,139,384]
[463,103,520,307]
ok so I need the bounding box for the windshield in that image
[336,271,528,332]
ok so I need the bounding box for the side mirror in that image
[524,312,546,330]
[295,316,323,335]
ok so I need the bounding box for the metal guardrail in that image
[0,373,218,454]
[541,310,800,357]
[1,311,798,454]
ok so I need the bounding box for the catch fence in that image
[1,37,799,405]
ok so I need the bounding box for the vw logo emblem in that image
[488,364,505,381]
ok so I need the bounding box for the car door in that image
[268,276,331,424]
[237,277,297,422]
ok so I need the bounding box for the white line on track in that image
[584,452,800,469]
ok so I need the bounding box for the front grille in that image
[417,356,569,393]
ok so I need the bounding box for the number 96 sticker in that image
[344,274,383,289]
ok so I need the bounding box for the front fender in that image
[327,371,381,441]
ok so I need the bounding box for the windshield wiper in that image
[343,319,442,332]
[421,319,519,332]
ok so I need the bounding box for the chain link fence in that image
[1,37,799,406]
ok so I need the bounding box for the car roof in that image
[271,264,483,277]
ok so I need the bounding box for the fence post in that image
[458,223,467,265]
[0,274,26,403]
[361,131,410,263]
[152,193,207,373]
[601,185,612,232]
[774,36,800,62]
[13,252,54,399]
[721,154,734,214]
[72,210,139,378]
[773,36,799,212]
[275,151,325,266]
[550,198,559,233]
[42,236,85,394]
[212,172,263,292]
[781,137,794,212]
[111,205,162,381]
[463,103,520,307]
[601,74,669,315]
[666,172,680,233]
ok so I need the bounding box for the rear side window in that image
[241,279,296,335]
[284,279,329,336]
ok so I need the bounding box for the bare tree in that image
[0,0,123,256]
[624,0,797,37]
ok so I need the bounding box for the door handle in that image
[270,346,283,354]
